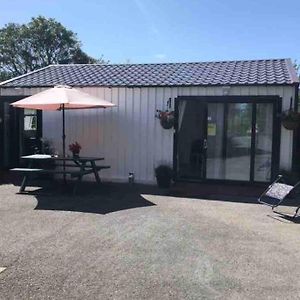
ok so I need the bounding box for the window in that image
[24,109,37,131]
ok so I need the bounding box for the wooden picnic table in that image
[10,154,110,194]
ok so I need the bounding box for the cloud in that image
[154,53,167,61]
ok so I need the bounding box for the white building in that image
[0,59,299,184]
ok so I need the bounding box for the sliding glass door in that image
[206,103,253,181]
[176,101,206,179]
[175,97,279,182]
[254,103,273,181]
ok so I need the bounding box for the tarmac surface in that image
[0,182,299,299]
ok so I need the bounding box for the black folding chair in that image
[258,175,300,218]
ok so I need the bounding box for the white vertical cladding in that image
[139,88,149,181]
[279,86,295,170]
[153,87,161,181]
[40,84,296,183]
[111,87,120,179]
[254,85,294,170]
[60,87,106,179]
[118,87,127,179]
[240,85,250,96]
[161,87,174,166]
[104,87,114,179]
[41,83,63,155]
[125,88,134,180]
[248,86,259,96]
[132,88,141,180]
[229,86,241,95]
[147,87,157,182]
[154,87,167,171]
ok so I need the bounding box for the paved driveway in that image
[0,183,299,299]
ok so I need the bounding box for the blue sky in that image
[0,0,299,64]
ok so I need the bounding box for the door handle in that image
[203,139,207,150]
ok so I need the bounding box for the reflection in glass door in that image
[206,103,224,179]
[206,103,253,181]
[176,100,207,179]
[254,103,273,181]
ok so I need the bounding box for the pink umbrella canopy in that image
[11,86,116,182]
[11,85,116,110]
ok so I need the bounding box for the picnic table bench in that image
[10,154,110,194]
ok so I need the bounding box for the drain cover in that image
[0,267,6,274]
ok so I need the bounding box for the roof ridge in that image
[0,65,53,86]
[52,58,289,67]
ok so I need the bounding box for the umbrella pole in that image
[62,104,66,184]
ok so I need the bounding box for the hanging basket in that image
[158,111,174,129]
[281,111,300,130]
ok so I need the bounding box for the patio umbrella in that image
[11,85,116,181]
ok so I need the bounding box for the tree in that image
[0,16,106,81]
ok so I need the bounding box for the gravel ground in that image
[0,183,299,300]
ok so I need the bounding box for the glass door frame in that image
[173,95,282,184]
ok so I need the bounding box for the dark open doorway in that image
[0,96,42,169]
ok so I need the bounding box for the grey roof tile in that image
[0,58,298,88]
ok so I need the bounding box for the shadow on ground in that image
[5,171,300,216]
[0,170,16,185]
[268,210,300,224]
[26,182,158,214]
[169,181,300,208]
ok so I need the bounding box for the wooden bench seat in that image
[53,165,111,175]
[10,167,99,178]
[10,165,111,194]
[10,168,44,173]
[93,166,110,170]
[54,164,111,171]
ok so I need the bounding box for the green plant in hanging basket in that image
[281,110,300,130]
